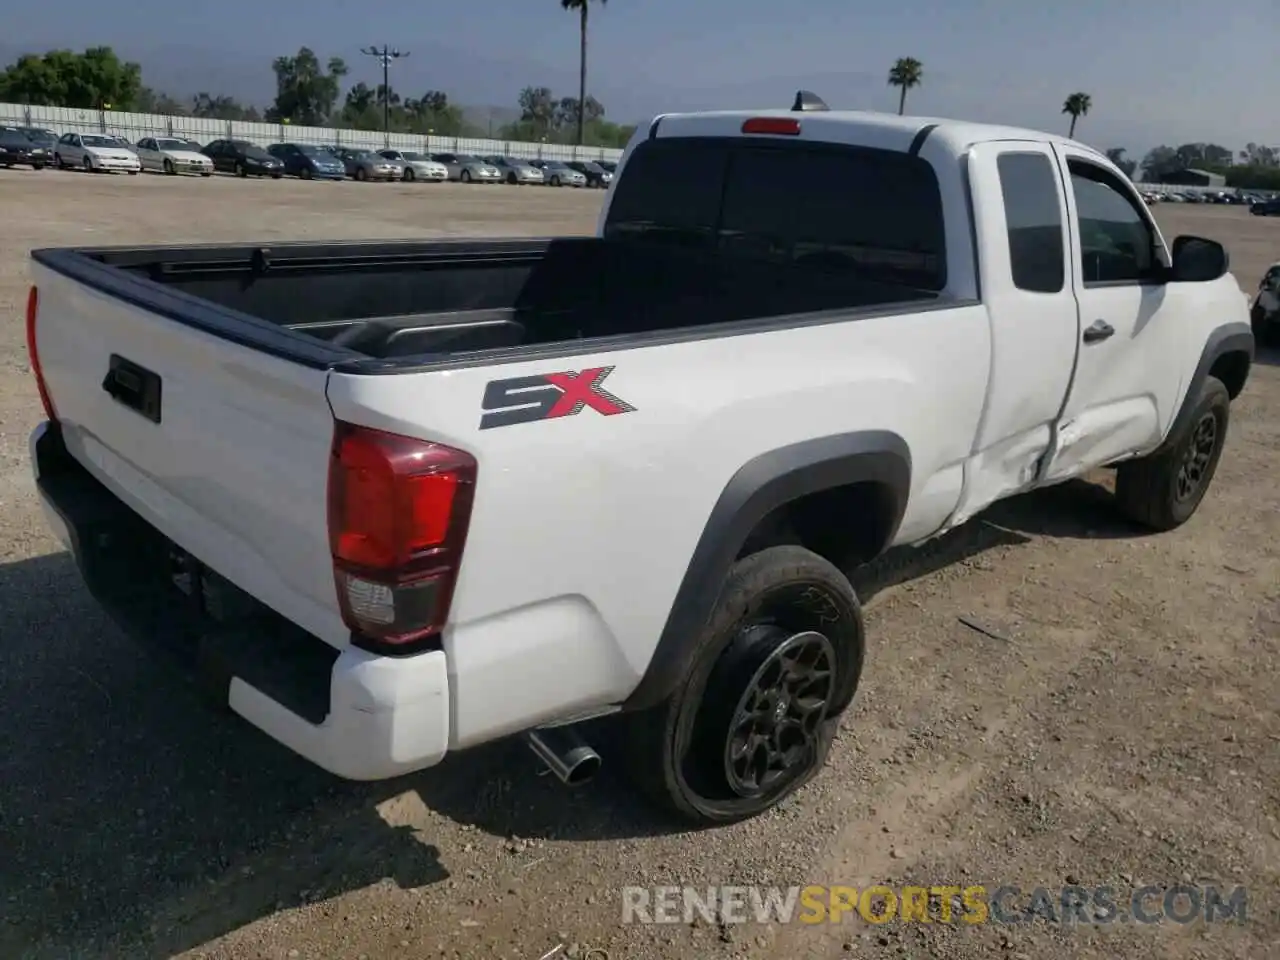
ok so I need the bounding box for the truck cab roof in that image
[649,107,1107,163]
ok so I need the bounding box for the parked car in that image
[53,133,141,174]
[330,147,404,182]
[378,150,448,182]
[566,160,612,188]
[0,126,50,169]
[482,155,544,185]
[529,159,587,187]
[134,136,214,176]
[16,127,58,153]
[597,159,617,175]
[268,143,347,180]
[430,152,502,183]
[201,139,284,178]
[1251,262,1280,346]
[24,98,1254,824]
[1250,198,1280,216]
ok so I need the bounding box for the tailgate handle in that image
[103,354,163,424]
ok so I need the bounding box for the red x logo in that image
[543,367,636,418]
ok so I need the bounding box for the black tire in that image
[1252,303,1276,347]
[508,172,517,184]
[83,156,93,173]
[164,159,175,175]
[551,175,561,187]
[235,162,247,178]
[402,167,414,181]
[270,172,282,179]
[127,170,138,176]
[461,169,471,183]
[32,163,44,170]
[301,166,313,180]
[623,545,864,826]
[200,171,212,177]
[356,167,368,182]
[1115,376,1231,531]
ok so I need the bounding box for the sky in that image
[3,0,1277,160]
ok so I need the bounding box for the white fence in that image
[0,102,626,163]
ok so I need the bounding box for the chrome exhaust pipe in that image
[523,726,601,786]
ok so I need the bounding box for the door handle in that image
[1083,320,1115,344]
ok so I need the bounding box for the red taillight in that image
[327,420,477,651]
[25,286,57,422]
[741,117,801,136]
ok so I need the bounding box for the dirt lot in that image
[0,169,1276,960]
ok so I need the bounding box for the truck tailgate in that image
[30,263,347,648]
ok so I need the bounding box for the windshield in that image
[604,139,947,291]
[402,152,427,161]
[347,150,372,159]
[81,135,117,147]
[581,162,603,173]
[543,161,569,170]
[238,143,272,159]
[0,129,32,145]
[155,139,188,150]
[456,155,479,163]
[21,128,55,142]
[294,144,323,155]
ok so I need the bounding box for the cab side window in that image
[1068,161,1162,285]
[996,152,1065,293]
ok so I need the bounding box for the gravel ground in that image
[0,168,1276,960]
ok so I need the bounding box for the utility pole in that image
[360,45,409,147]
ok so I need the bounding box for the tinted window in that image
[1068,162,1158,284]
[604,139,946,289]
[997,153,1065,293]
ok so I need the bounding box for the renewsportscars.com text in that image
[621,883,1249,926]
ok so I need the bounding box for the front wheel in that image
[623,545,863,826]
[460,169,471,183]
[1115,375,1230,531]
[235,162,247,178]
[82,156,94,173]
[164,159,175,175]
[402,168,414,182]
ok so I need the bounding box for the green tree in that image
[887,57,923,115]
[192,92,260,121]
[136,86,190,116]
[267,47,348,125]
[1062,92,1091,139]
[560,0,606,145]
[1104,148,1137,179]
[1140,145,1178,181]
[0,47,142,109]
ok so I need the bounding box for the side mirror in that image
[1170,235,1228,282]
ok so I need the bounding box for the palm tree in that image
[1062,92,1092,139]
[561,0,606,145]
[887,57,923,115]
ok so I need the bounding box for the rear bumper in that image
[29,421,451,781]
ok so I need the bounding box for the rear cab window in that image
[603,136,947,292]
[996,152,1066,293]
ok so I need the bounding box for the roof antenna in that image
[791,90,830,112]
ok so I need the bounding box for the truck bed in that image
[33,237,945,369]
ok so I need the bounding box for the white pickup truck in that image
[27,93,1255,825]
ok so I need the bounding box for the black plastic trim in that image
[622,431,912,711]
[908,123,938,156]
[1159,322,1254,451]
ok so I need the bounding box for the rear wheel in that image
[1115,376,1230,531]
[624,545,863,825]
[1252,303,1276,347]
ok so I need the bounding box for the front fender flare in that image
[623,431,911,711]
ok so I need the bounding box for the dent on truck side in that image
[623,431,911,711]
